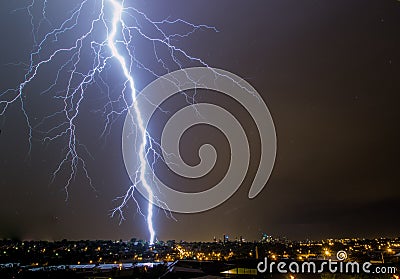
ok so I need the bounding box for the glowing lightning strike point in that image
[107,0,155,244]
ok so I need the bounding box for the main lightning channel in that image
[108,0,155,244]
[2,0,222,245]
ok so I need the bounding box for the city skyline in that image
[1,236,399,277]
[0,0,399,242]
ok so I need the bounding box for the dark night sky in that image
[0,0,399,242]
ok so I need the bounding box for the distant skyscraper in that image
[261,233,272,243]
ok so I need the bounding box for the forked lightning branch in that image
[1,0,277,244]
[0,0,218,244]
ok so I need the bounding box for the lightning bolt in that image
[107,0,156,244]
[1,0,217,244]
